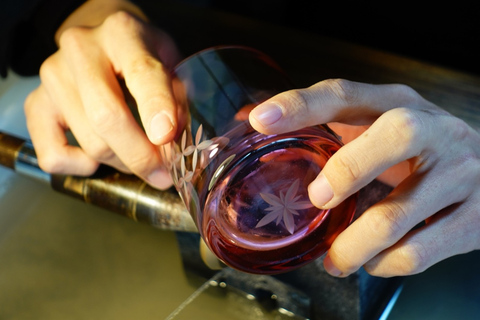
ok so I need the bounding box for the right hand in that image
[249,79,480,277]
[24,10,181,189]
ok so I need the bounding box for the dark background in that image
[165,0,480,76]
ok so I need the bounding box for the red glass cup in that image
[162,46,357,274]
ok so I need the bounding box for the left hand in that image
[24,3,181,189]
[249,79,480,277]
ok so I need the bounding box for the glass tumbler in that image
[162,46,357,274]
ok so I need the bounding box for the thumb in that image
[249,79,406,134]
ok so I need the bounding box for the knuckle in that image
[38,57,53,78]
[275,89,312,124]
[365,201,409,244]
[127,54,163,78]
[448,116,476,142]
[58,26,89,50]
[383,108,423,153]
[57,27,95,71]
[392,108,422,139]
[397,241,430,275]
[88,106,125,136]
[38,55,59,85]
[362,241,430,277]
[329,150,363,185]
[24,91,37,113]
[37,152,67,174]
[328,244,359,274]
[282,88,310,111]
[103,11,139,30]
[324,78,360,106]
[23,90,45,124]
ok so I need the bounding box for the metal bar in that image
[0,131,197,232]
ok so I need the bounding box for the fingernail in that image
[147,168,172,189]
[308,173,334,207]
[324,253,344,277]
[150,112,174,144]
[251,102,283,126]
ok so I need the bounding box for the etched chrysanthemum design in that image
[182,124,215,170]
[256,179,314,234]
[164,124,230,205]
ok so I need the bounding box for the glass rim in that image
[172,45,283,73]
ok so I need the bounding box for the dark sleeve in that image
[0,0,86,77]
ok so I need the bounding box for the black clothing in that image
[0,0,84,77]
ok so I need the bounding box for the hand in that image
[24,7,181,189]
[249,79,480,277]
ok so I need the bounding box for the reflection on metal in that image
[0,132,23,170]
[0,131,197,232]
[15,141,50,184]
[166,268,311,320]
[51,167,197,231]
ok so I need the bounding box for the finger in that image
[364,197,480,277]
[249,79,424,134]
[323,161,474,277]
[308,106,431,208]
[24,86,99,175]
[59,27,170,188]
[100,12,178,145]
[327,122,412,187]
[38,53,128,173]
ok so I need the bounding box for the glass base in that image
[202,125,357,274]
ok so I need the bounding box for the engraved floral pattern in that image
[162,124,230,211]
[256,179,314,234]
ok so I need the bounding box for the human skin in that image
[24,0,180,189]
[249,79,480,277]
